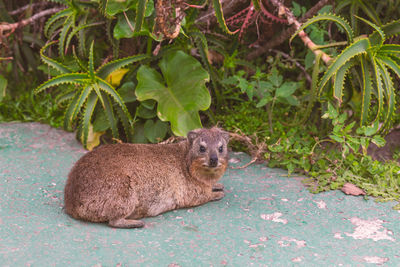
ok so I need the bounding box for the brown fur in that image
[64,127,229,228]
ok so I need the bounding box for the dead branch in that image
[269,0,331,63]
[229,130,267,169]
[8,2,47,16]
[0,7,63,36]
[247,0,329,60]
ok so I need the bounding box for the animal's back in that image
[64,142,188,221]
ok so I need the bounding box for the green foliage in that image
[212,0,238,35]
[35,41,148,148]
[0,87,64,128]
[291,13,400,134]
[136,51,211,136]
[2,0,400,204]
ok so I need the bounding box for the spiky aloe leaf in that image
[70,85,92,128]
[47,18,67,40]
[44,8,71,38]
[333,59,354,105]
[335,0,352,13]
[370,19,400,46]
[360,55,372,125]
[290,13,354,44]
[72,46,87,72]
[93,83,105,109]
[98,91,119,139]
[356,0,381,26]
[354,15,385,48]
[57,90,75,104]
[34,73,89,94]
[59,16,74,57]
[80,91,98,147]
[376,60,395,131]
[370,57,383,124]
[88,41,95,80]
[134,0,147,33]
[40,41,73,74]
[65,22,102,53]
[116,104,134,141]
[63,91,80,130]
[96,54,148,79]
[95,77,132,122]
[378,55,400,80]
[378,44,400,55]
[212,0,238,35]
[318,37,370,95]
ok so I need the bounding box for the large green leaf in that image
[136,51,210,136]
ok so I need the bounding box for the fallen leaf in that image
[86,124,104,151]
[341,183,366,196]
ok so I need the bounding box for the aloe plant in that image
[291,14,400,133]
[35,41,148,148]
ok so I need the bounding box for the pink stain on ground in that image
[260,212,288,224]
[278,237,307,248]
[314,200,327,209]
[345,217,395,241]
[292,256,304,262]
[363,256,389,264]
[334,233,344,239]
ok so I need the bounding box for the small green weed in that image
[0,89,64,128]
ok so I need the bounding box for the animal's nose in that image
[209,155,218,167]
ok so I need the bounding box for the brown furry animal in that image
[64,127,229,228]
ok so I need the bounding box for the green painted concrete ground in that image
[1,122,400,266]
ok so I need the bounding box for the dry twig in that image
[0,7,63,37]
[247,0,329,60]
[229,130,267,169]
[269,0,331,63]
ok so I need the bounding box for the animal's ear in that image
[212,127,230,143]
[187,128,202,145]
[220,130,230,143]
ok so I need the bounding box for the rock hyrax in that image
[64,127,229,228]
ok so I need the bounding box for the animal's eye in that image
[199,145,206,153]
[218,145,223,153]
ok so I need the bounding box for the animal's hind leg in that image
[109,218,145,228]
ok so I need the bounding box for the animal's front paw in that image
[212,183,224,191]
[211,191,225,201]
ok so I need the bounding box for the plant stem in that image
[0,7,63,34]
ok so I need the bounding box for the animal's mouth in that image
[202,163,222,168]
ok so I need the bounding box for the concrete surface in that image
[1,122,400,266]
